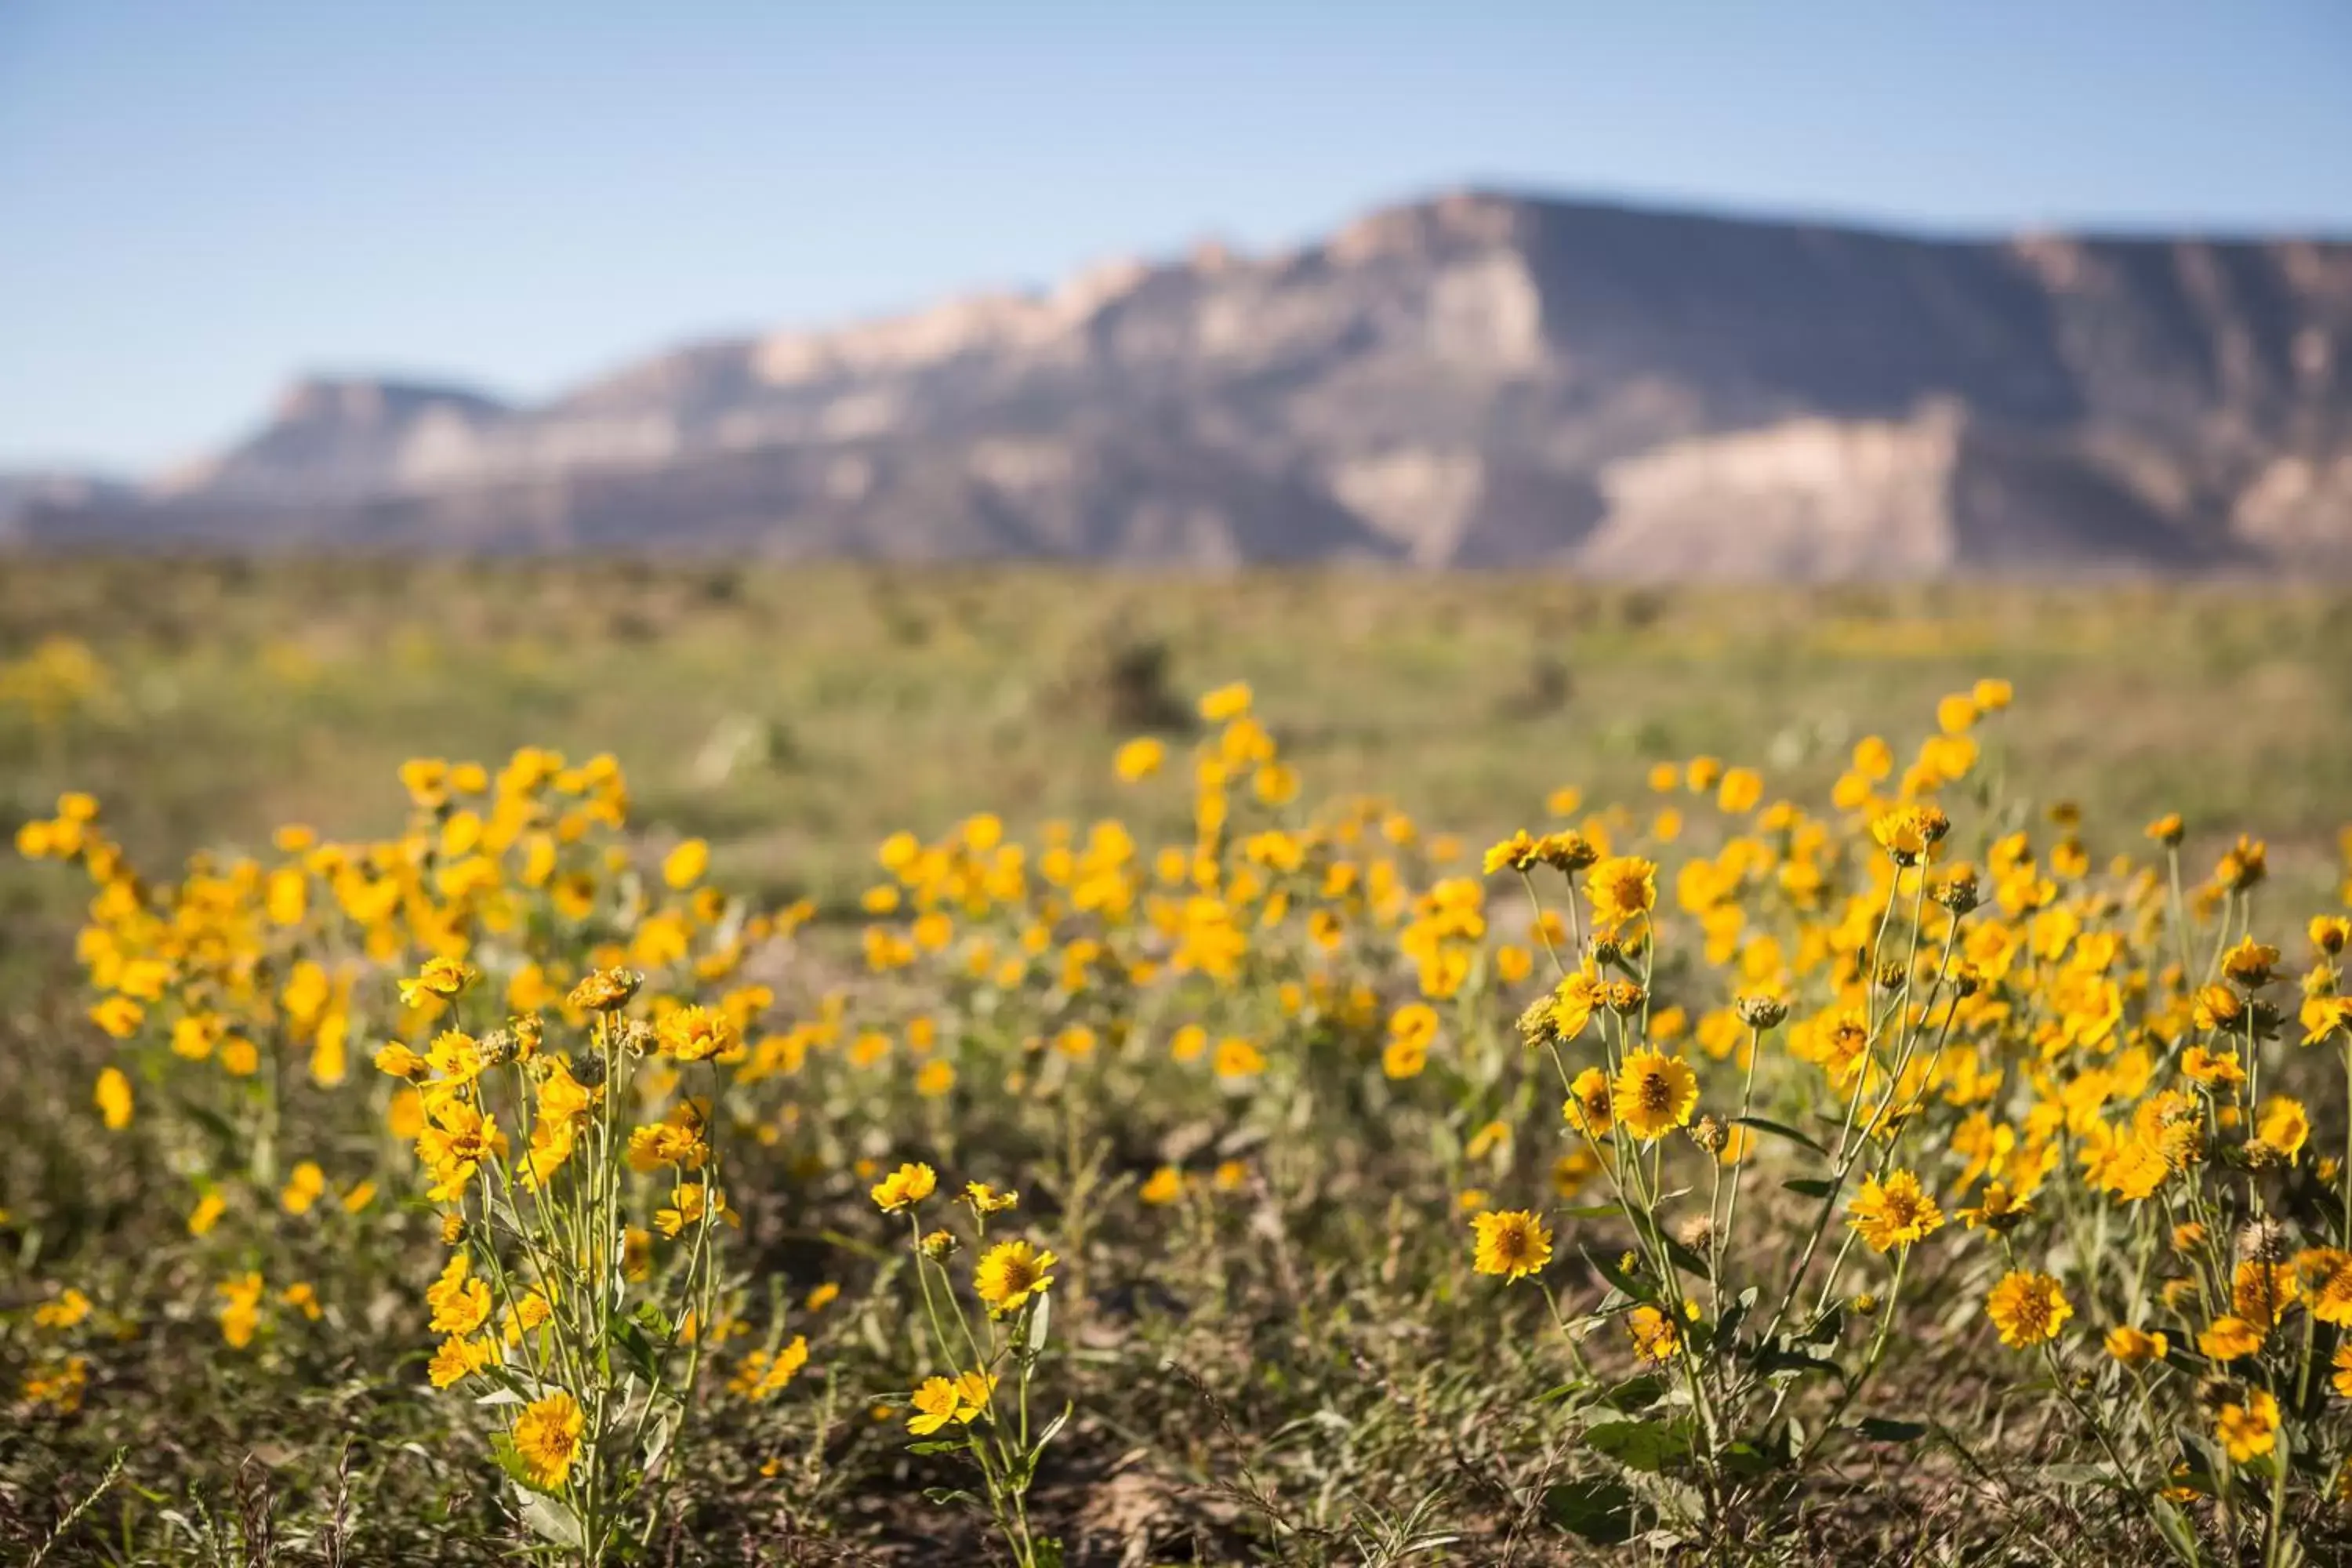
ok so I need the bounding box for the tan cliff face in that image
[13,190,2352,573]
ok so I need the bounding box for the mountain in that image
[13,190,2352,573]
[0,471,137,546]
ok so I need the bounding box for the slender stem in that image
[1715,1028,1764,1235]
[1798,1243,1910,1465]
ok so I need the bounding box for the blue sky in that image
[4,1,2350,472]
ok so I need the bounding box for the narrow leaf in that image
[1033,1400,1074,1455]
[1027,1290,1053,1355]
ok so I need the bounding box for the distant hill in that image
[13,190,2352,574]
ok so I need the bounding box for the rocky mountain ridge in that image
[12,189,2352,573]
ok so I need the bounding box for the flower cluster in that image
[1448,677,2352,1551]
[18,671,2352,1562]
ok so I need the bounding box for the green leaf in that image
[1712,1287,1757,1356]
[639,1400,679,1475]
[1032,1401,1073,1456]
[486,1432,543,1494]
[1583,1417,1693,1474]
[612,1319,661,1383]
[1855,1417,1929,1443]
[1582,1247,1656,1305]
[1541,1478,1635,1544]
[1752,1344,1842,1383]
[1735,1116,1831,1157]
[906,1440,965,1456]
[1027,1289,1053,1355]
[1595,1373,1668,1413]
[2169,1450,2222,1499]
[1555,1203,1624,1221]
[1663,1236,1711,1279]
[921,1486,980,1507]
[2151,1495,2201,1564]
[1721,1440,1783,1479]
[1781,1177,1838,1200]
[517,1490,584,1549]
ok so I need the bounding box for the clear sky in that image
[4,1,2350,473]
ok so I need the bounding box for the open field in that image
[6,561,2351,909]
[5,560,2352,1565]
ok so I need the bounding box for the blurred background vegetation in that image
[7,562,2350,949]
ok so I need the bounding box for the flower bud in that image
[567,967,641,1013]
[1934,869,1980,913]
